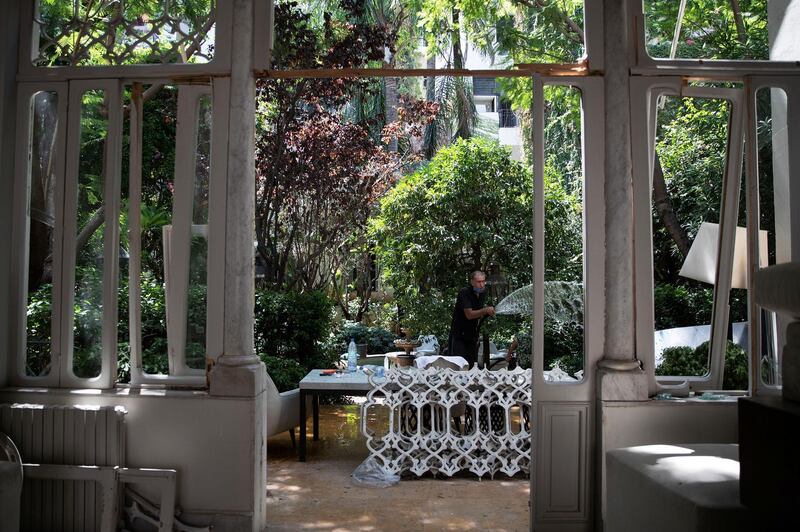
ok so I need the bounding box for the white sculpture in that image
[360,367,531,478]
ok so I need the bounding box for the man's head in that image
[470,271,487,293]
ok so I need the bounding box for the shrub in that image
[656,340,748,390]
[514,331,532,369]
[507,319,583,377]
[259,354,308,392]
[656,345,705,376]
[254,288,333,368]
[26,283,54,376]
[653,283,748,330]
[653,283,713,330]
[328,321,397,355]
[543,320,583,376]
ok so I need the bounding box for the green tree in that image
[645,0,768,60]
[370,137,580,335]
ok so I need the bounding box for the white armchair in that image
[266,372,312,445]
[478,341,509,370]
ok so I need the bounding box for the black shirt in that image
[449,286,487,341]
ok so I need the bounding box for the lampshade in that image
[678,222,768,289]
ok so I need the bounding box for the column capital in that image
[597,359,640,372]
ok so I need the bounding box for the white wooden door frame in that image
[531,74,605,531]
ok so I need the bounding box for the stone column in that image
[207,1,268,529]
[597,0,647,400]
[209,0,267,397]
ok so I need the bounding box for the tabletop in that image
[299,369,385,392]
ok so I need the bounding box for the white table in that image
[298,369,384,462]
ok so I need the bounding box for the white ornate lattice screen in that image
[360,367,531,478]
[33,0,216,67]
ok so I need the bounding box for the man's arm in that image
[463,306,495,320]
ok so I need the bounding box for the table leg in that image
[312,394,320,441]
[299,389,307,462]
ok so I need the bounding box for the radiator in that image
[0,403,127,532]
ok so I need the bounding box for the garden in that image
[24,0,776,391]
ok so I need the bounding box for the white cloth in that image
[414,355,469,370]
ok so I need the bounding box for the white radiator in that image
[0,403,127,532]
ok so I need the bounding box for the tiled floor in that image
[266,404,530,531]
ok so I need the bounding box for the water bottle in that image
[347,338,358,373]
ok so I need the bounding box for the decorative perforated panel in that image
[360,367,532,478]
[33,0,216,67]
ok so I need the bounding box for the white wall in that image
[599,400,739,523]
[769,0,800,62]
[0,388,265,531]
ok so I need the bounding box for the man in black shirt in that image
[447,271,495,367]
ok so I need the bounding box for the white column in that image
[597,0,647,399]
[209,0,267,397]
[206,1,268,529]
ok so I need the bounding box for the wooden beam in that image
[253,60,589,79]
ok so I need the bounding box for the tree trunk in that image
[423,53,437,158]
[451,9,464,70]
[451,9,473,140]
[75,206,107,254]
[28,92,60,290]
[653,154,691,257]
[729,0,748,44]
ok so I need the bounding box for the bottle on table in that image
[347,338,358,373]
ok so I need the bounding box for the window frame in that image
[629,0,800,73]
[16,0,235,81]
[744,75,800,395]
[632,78,750,392]
[531,74,606,399]
[8,0,246,389]
[127,82,225,387]
[10,82,68,387]
[10,79,123,388]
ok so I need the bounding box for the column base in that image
[209,357,267,397]
[597,364,648,401]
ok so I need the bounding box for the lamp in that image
[678,222,768,289]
